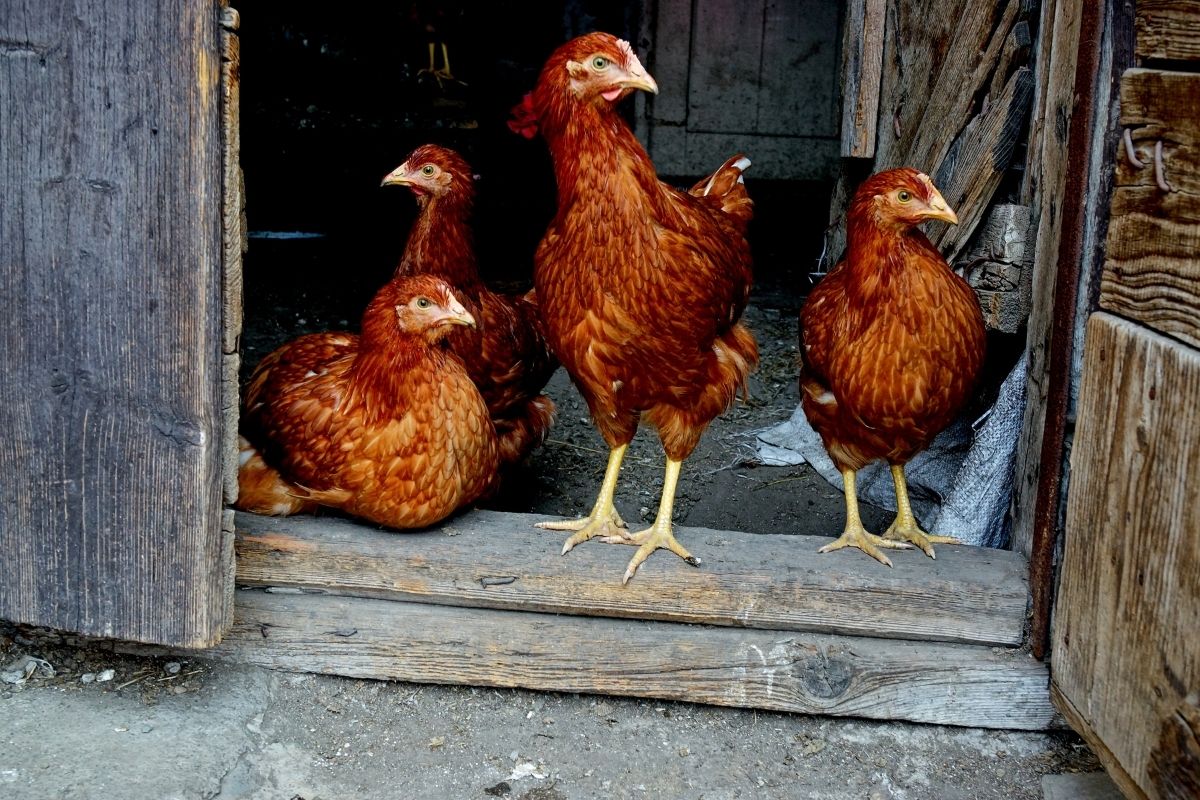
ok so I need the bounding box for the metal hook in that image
[1123,128,1144,168]
[1154,140,1173,192]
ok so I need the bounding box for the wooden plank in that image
[929,65,1035,261]
[758,0,839,138]
[648,125,838,181]
[1100,68,1200,350]
[1137,0,1200,62]
[0,1,230,645]
[1053,685,1151,800]
[648,0,692,124]
[212,589,1057,731]
[221,5,245,509]
[686,0,765,133]
[1010,0,1086,563]
[234,509,1030,647]
[1052,313,1200,798]
[839,0,886,157]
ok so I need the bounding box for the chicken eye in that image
[416,297,431,309]
[897,190,912,203]
[592,56,610,70]
[421,165,436,177]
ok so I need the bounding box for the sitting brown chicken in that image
[381,144,556,465]
[236,274,500,529]
[800,168,986,565]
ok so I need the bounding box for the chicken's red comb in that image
[507,92,539,139]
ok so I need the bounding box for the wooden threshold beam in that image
[211,589,1057,731]
[234,510,1030,647]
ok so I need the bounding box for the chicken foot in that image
[537,443,628,553]
[600,457,701,585]
[417,42,465,88]
[818,469,914,567]
[882,464,961,559]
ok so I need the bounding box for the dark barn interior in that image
[231,0,865,533]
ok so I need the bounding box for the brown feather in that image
[800,168,986,472]
[530,32,758,461]
[236,275,500,529]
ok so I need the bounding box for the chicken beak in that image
[622,59,659,95]
[380,163,412,188]
[442,296,476,329]
[924,189,959,225]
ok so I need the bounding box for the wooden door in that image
[0,0,238,646]
[1051,10,1200,797]
[644,0,841,180]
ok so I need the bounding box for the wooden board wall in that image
[0,1,231,646]
[1101,69,1200,350]
[1052,313,1200,799]
[645,0,840,180]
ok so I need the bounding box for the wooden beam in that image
[839,0,886,158]
[1137,0,1200,62]
[1101,68,1200,350]
[211,589,1057,731]
[234,510,1030,647]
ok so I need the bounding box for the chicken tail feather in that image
[689,153,754,231]
[494,394,557,465]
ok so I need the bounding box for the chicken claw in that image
[601,520,700,585]
[818,525,913,568]
[883,464,962,559]
[536,443,628,554]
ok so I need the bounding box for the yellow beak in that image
[380,163,412,187]
[923,188,958,224]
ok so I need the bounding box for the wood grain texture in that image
[212,589,1056,730]
[840,0,887,158]
[1137,0,1200,61]
[1101,69,1200,349]
[825,0,1031,265]
[959,204,1034,334]
[234,509,1030,647]
[929,66,1035,262]
[1010,0,1084,562]
[1053,684,1152,800]
[221,5,245,508]
[1052,313,1200,798]
[0,1,230,645]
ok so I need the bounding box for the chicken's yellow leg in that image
[600,457,700,585]
[818,469,914,567]
[536,443,628,553]
[882,464,961,558]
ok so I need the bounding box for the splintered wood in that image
[222,510,1052,730]
[1053,313,1200,798]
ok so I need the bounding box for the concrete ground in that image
[1,628,1111,800]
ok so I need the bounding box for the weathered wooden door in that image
[0,0,238,646]
[1051,8,1200,798]
[644,0,841,180]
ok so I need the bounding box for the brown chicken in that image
[800,168,986,565]
[381,144,556,465]
[525,32,758,583]
[236,274,500,529]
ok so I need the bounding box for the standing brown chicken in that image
[381,144,556,465]
[800,168,986,565]
[525,32,758,584]
[236,274,499,529]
